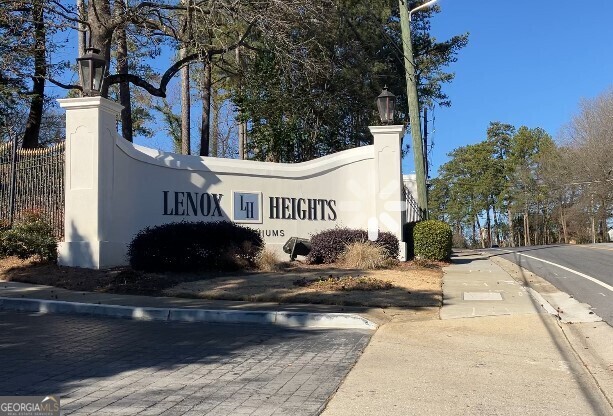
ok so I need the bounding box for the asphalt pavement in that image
[487,244,613,325]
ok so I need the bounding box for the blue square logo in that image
[233,192,262,223]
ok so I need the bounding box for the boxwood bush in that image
[413,220,452,261]
[307,228,398,264]
[0,211,57,261]
[128,221,264,272]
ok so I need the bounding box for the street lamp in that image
[376,87,396,125]
[77,47,106,96]
[398,0,437,219]
[408,0,437,20]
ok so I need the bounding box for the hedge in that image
[413,220,452,261]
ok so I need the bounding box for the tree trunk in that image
[544,206,550,244]
[486,207,491,248]
[535,200,540,245]
[471,206,477,248]
[590,194,596,244]
[492,204,500,245]
[601,197,607,242]
[89,0,113,98]
[524,213,530,246]
[22,0,45,149]
[200,59,211,156]
[77,0,86,57]
[115,0,132,142]
[523,198,530,246]
[476,214,484,249]
[508,208,514,247]
[178,0,191,154]
[180,59,190,155]
[560,205,568,244]
[236,45,247,159]
[211,86,218,157]
[239,121,247,159]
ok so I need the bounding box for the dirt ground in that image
[0,257,443,308]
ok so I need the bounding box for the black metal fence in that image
[0,141,65,238]
[404,184,423,223]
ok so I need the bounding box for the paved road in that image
[487,244,613,325]
[0,312,371,415]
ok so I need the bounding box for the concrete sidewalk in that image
[322,252,613,416]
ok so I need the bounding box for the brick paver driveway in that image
[0,311,372,415]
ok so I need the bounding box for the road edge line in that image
[491,248,613,293]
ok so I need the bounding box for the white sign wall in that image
[57,97,411,269]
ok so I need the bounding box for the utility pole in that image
[399,0,429,219]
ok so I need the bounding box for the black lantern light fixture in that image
[376,86,396,125]
[77,47,106,96]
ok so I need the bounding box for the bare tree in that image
[70,0,334,98]
[562,88,613,242]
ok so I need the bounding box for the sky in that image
[401,0,613,177]
[47,1,613,171]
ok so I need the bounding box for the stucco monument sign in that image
[57,97,416,269]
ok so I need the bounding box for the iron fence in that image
[404,184,422,223]
[0,141,65,238]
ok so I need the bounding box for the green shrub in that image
[0,211,57,261]
[128,221,264,272]
[307,228,399,264]
[413,220,452,261]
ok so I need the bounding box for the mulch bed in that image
[0,256,445,308]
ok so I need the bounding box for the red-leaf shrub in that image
[307,228,399,264]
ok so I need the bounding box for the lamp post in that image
[76,47,107,96]
[399,0,437,219]
[376,87,397,125]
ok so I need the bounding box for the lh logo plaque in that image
[233,191,262,223]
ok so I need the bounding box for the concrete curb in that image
[487,254,605,324]
[525,287,559,316]
[0,297,377,330]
